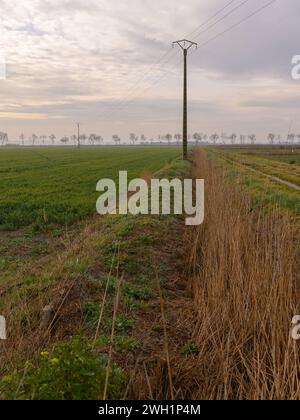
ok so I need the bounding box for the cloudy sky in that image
[0,0,299,143]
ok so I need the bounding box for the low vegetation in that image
[0,150,188,400]
[0,337,125,400]
[0,147,180,230]
[208,147,300,220]
[0,146,299,400]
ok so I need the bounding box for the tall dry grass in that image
[181,149,300,400]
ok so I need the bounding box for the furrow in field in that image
[211,150,300,192]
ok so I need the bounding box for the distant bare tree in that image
[165,133,172,145]
[240,134,246,145]
[173,133,181,145]
[248,134,256,145]
[220,133,227,144]
[193,133,201,144]
[80,134,87,145]
[210,133,219,145]
[112,135,121,145]
[40,135,47,145]
[267,133,276,145]
[32,134,38,146]
[89,134,96,145]
[60,137,69,145]
[199,133,206,143]
[70,135,77,145]
[19,133,25,145]
[130,133,137,145]
[0,132,8,145]
[228,133,237,145]
[140,134,147,144]
[95,136,103,145]
[287,133,295,145]
[49,134,56,145]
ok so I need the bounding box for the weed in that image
[123,285,153,301]
[105,315,134,334]
[181,342,200,355]
[0,337,125,400]
[84,302,100,328]
[123,296,146,311]
[139,235,158,245]
[96,335,142,353]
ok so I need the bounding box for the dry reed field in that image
[174,149,300,399]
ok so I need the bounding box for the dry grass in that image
[103,272,123,400]
[154,258,174,400]
[177,149,300,400]
[0,214,121,375]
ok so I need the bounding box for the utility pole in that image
[172,39,197,160]
[76,122,80,148]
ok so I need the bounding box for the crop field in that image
[0,146,299,400]
[0,147,181,231]
[208,146,300,219]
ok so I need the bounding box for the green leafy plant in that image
[96,335,142,353]
[84,302,100,327]
[181,342,200,355]
[0,337,125,400]
[123,285,153,301]
[105,315,134,333]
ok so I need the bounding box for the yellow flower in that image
[40,351,49,358]
[25,360,34,369]
[2,375,12,383]
[49,358,59,365]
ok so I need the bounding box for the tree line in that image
[0,131,300,146]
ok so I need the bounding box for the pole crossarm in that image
[172,39,198,51]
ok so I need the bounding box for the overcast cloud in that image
[0,0,299,142]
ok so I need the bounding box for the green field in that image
[0,147,181,230]
[226,148,300,166]
[208,147,300,218]
[215,147,300,186]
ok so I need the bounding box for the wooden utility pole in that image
[172,39,197,160]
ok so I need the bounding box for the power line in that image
[190,0,251,41]
[102,48,174,114]
[101,0,277,121]
[196,0,277,49]
[123,0,278,122]
[133,0,278,103]
[100,0,249,118]
[185,0,237,39]
[169,0,278,87]
[122,0,251,103]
